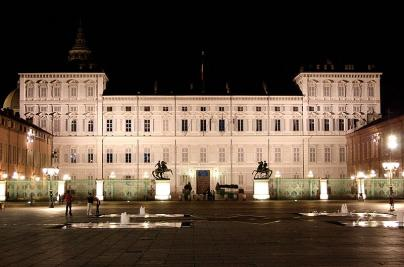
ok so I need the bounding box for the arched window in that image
[338,82,346,97]
[308,81,316,97]
[323,81,331,97]
[26,81,34,98]
[353,82,362,97]
[367,81,375,97]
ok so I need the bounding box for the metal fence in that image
[5,179,152,201]
[4,178,404,201]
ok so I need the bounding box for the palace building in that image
[7,26,382,196]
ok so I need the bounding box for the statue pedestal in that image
[155,179,171,200]
[253,179,270,200]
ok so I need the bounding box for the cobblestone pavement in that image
[1,200,404,266]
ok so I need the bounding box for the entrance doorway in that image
[196,170,210,194]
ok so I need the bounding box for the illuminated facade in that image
[14,27,382,195]
[347,114,404,178]
[0,109,52,181]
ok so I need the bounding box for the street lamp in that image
[382,134,399,211]
[42,167,59,208]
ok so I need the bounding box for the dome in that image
[3,89,20,113]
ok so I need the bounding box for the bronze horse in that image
[252,167,272,179]
[152,167,173,179]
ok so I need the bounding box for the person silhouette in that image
[258,161,263,172]
[263,161,268,172]
[155,160,161,170]
[161,161,167,172]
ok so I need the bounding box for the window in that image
[71,148,77,163]
[200,107,206,111]
[200,148,207,163]
[293,147,300,162]
[256,106,261,112]
[237,106,243,112]
[182,106,187,112]
[40,118,47,129]
[26,83,34,98]
[88,120,94,132]
[107,149,113,163]
[256,119,262,131]
[324,147,331,163]
[200,120,207,131]
[338,119,344,131]
[338,82,346,97]
[274,106,281,112]
[70,106,78,113]
[125,120,132,132]
[87,86,94,97]
[86,106,94,113]
[237,119,244,131]
[275,148,281,162]
[293,106,299,112]
[309,147,316,162]
[88,148,94,163]
[26,106,34,113]
[219,148,225,162]
[71,120,77,132]
[106,119,113,132]
[106,106,112,112]
[368,82,374,97]
[219,106,224,112]
[54,119,60,133]
[338,106,346,112]
[293,119,299,131]
[219,119,225,132]
[144,106,151,111]
[182,148,188,163]
[256,147,262,162]
[238,148,244,162]
[339,147,346,162]
[323,82,331,97]
[70,86,77,98]
[353,106,361,112]
[309,119,314,131]
[308,82,316,97]
[52,84,61,98]
[163,148,169,162]
[163,120,169,131]
[125,106,131,112]
[144,120,150,132]
[353,83,361,97]
[324,119,329,131]
[275,119,281,131]
[181,120,188,132]
[163,106,169,111]
[125,148,132,163]
[308,106,315,112]
[144,148,150,163]
[40,85,47,98]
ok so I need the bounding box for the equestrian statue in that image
[252,160,272,179]
[152,160,173,180]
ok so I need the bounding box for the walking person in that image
[64,190,73,216]
[94,196,101,216]
[87,192,94,216]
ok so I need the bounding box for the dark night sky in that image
[1,2,403,115]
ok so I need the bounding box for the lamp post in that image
[382,134,399,212]
[42,167,59,208]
